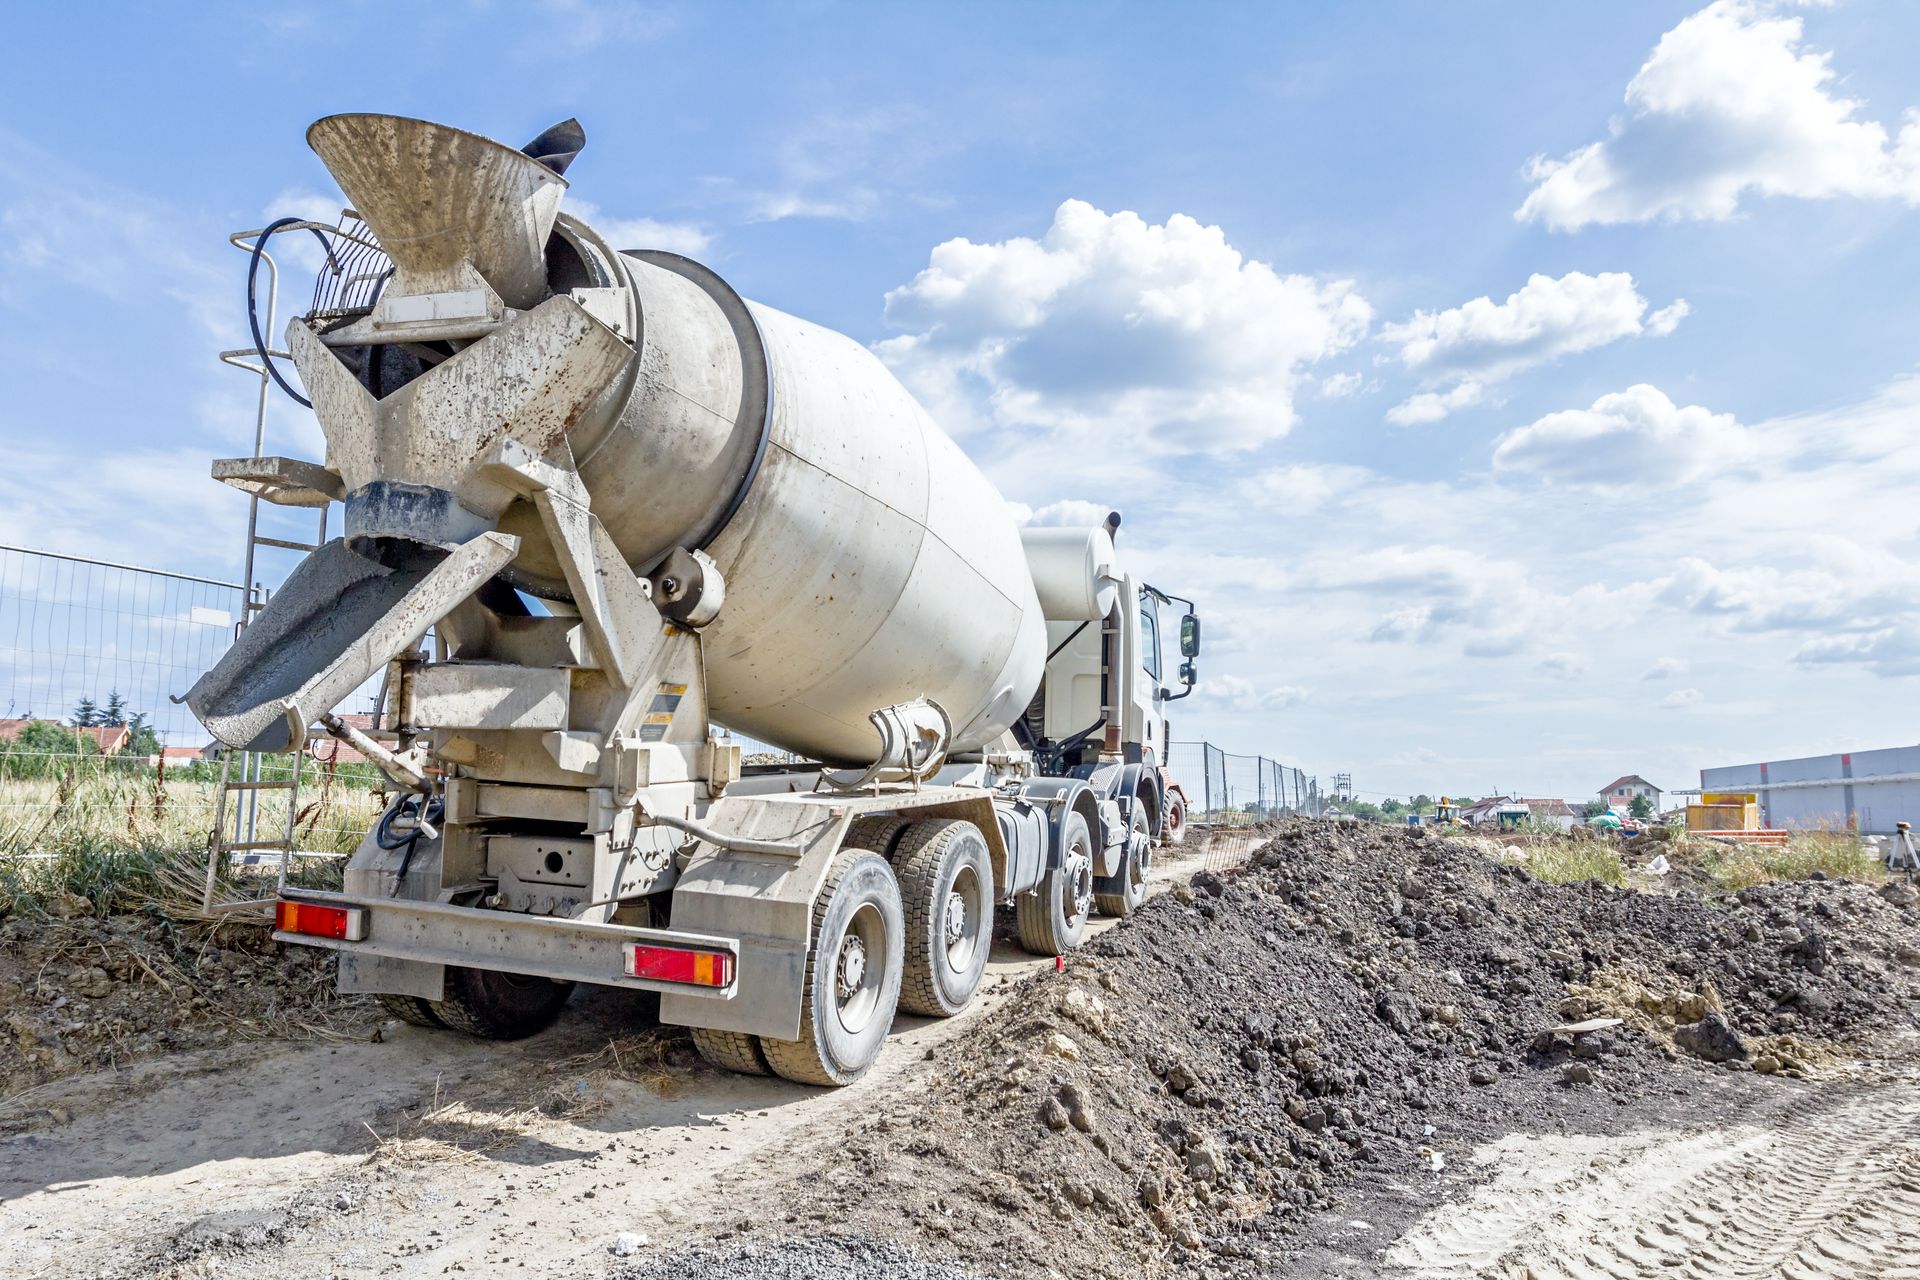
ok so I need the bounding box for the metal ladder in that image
[199,224,330,914]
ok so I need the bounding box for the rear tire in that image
[1162,792,1188,847]
[1016,812,1094,956]
[760,849,904,1086]
[690,1027,772,1076]
[376,993,444,1029]
[1095,805,1151,917]
[427,966,573,1040]
[893,819,994,1017]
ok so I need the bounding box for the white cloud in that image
[1791,629,1920,678]
[527,0,677,51]
[1492,384,1750,486]
[1537,652,1590,680]
[1660,687,1704,709]
[745,106,945,224]
[563,198,711,257]
[1643,656,1689,680]
[1661,541,1920,634]
[1196,675,1310,714]
[1518,0,1920,230]
[877,199,1372,454]
[0,445,249,576]
[1386,381,1487,426]
[1382,272,1687,422]
[0,150,232,342]
[1246,463,1374,511]
[1318,371,1365,398]
[1017,498,1114,528]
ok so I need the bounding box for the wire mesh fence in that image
[1167,740,1321,823]
[1166,740,1322,872]
[0,545,390,883]
[0,544,245,747]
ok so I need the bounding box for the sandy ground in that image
[3,831,1916,1280]
[0,836,1246,1280]
[1382,1059,1920,1280]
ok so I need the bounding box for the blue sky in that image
[3,1,1918,799]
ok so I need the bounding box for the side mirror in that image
[1179,613,1201,658]
[1179,660,1196,687]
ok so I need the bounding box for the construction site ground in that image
[3,821,1918,1280]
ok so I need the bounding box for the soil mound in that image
[733,820,1920,1277]
[0,907,371,1110]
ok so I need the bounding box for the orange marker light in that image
[275,899,367,942]
[626,944,733,988]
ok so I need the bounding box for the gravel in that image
[615,1236,986,1279]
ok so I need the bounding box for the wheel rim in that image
[1130,827,1151,891]
[1065,853,1094,927]
[833,902,887,1035]
[943,863,984,976]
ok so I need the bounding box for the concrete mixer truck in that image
[188,115,1203,1086]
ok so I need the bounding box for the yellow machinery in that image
[1688,793,1760,832]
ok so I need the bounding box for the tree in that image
[102,691,128,726]
[1629,792,1654,820]
[1381,798,1406,817]
[1583,799,1608,819]
[18,719,88,753]
[72,696,99,727]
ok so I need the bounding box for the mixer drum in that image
[286,115,1046,766]
[501,247,1046,765]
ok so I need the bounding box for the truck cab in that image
[1018,515,1200,875]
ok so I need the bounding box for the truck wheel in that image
[760,848,904,1086]
[1015,812,1094,956]
[1095,806,1151,917]
[427,966,573,1040]
[1162,792,1188,847]
[376,993,445,1029]
[690,1027,771,1076]
[893,819,994,1017]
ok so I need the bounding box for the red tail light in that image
[626,943,732,988]
[275,899,367,941]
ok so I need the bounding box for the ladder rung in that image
[223,779,296,790]
[222,839,294,852]
[253,535,318,552]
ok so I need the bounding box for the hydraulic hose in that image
[248,217,338,408]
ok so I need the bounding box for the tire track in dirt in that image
[1386,1074,1920,1280]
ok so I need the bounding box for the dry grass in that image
[1466,823,1886,894]
[1509,839,1627,886]
[0,758,380,918]
[1696,829,1886,892]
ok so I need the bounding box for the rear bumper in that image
[274,890,740,1000]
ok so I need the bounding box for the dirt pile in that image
[0,905,372,1109]
[705,819,1920,1278]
